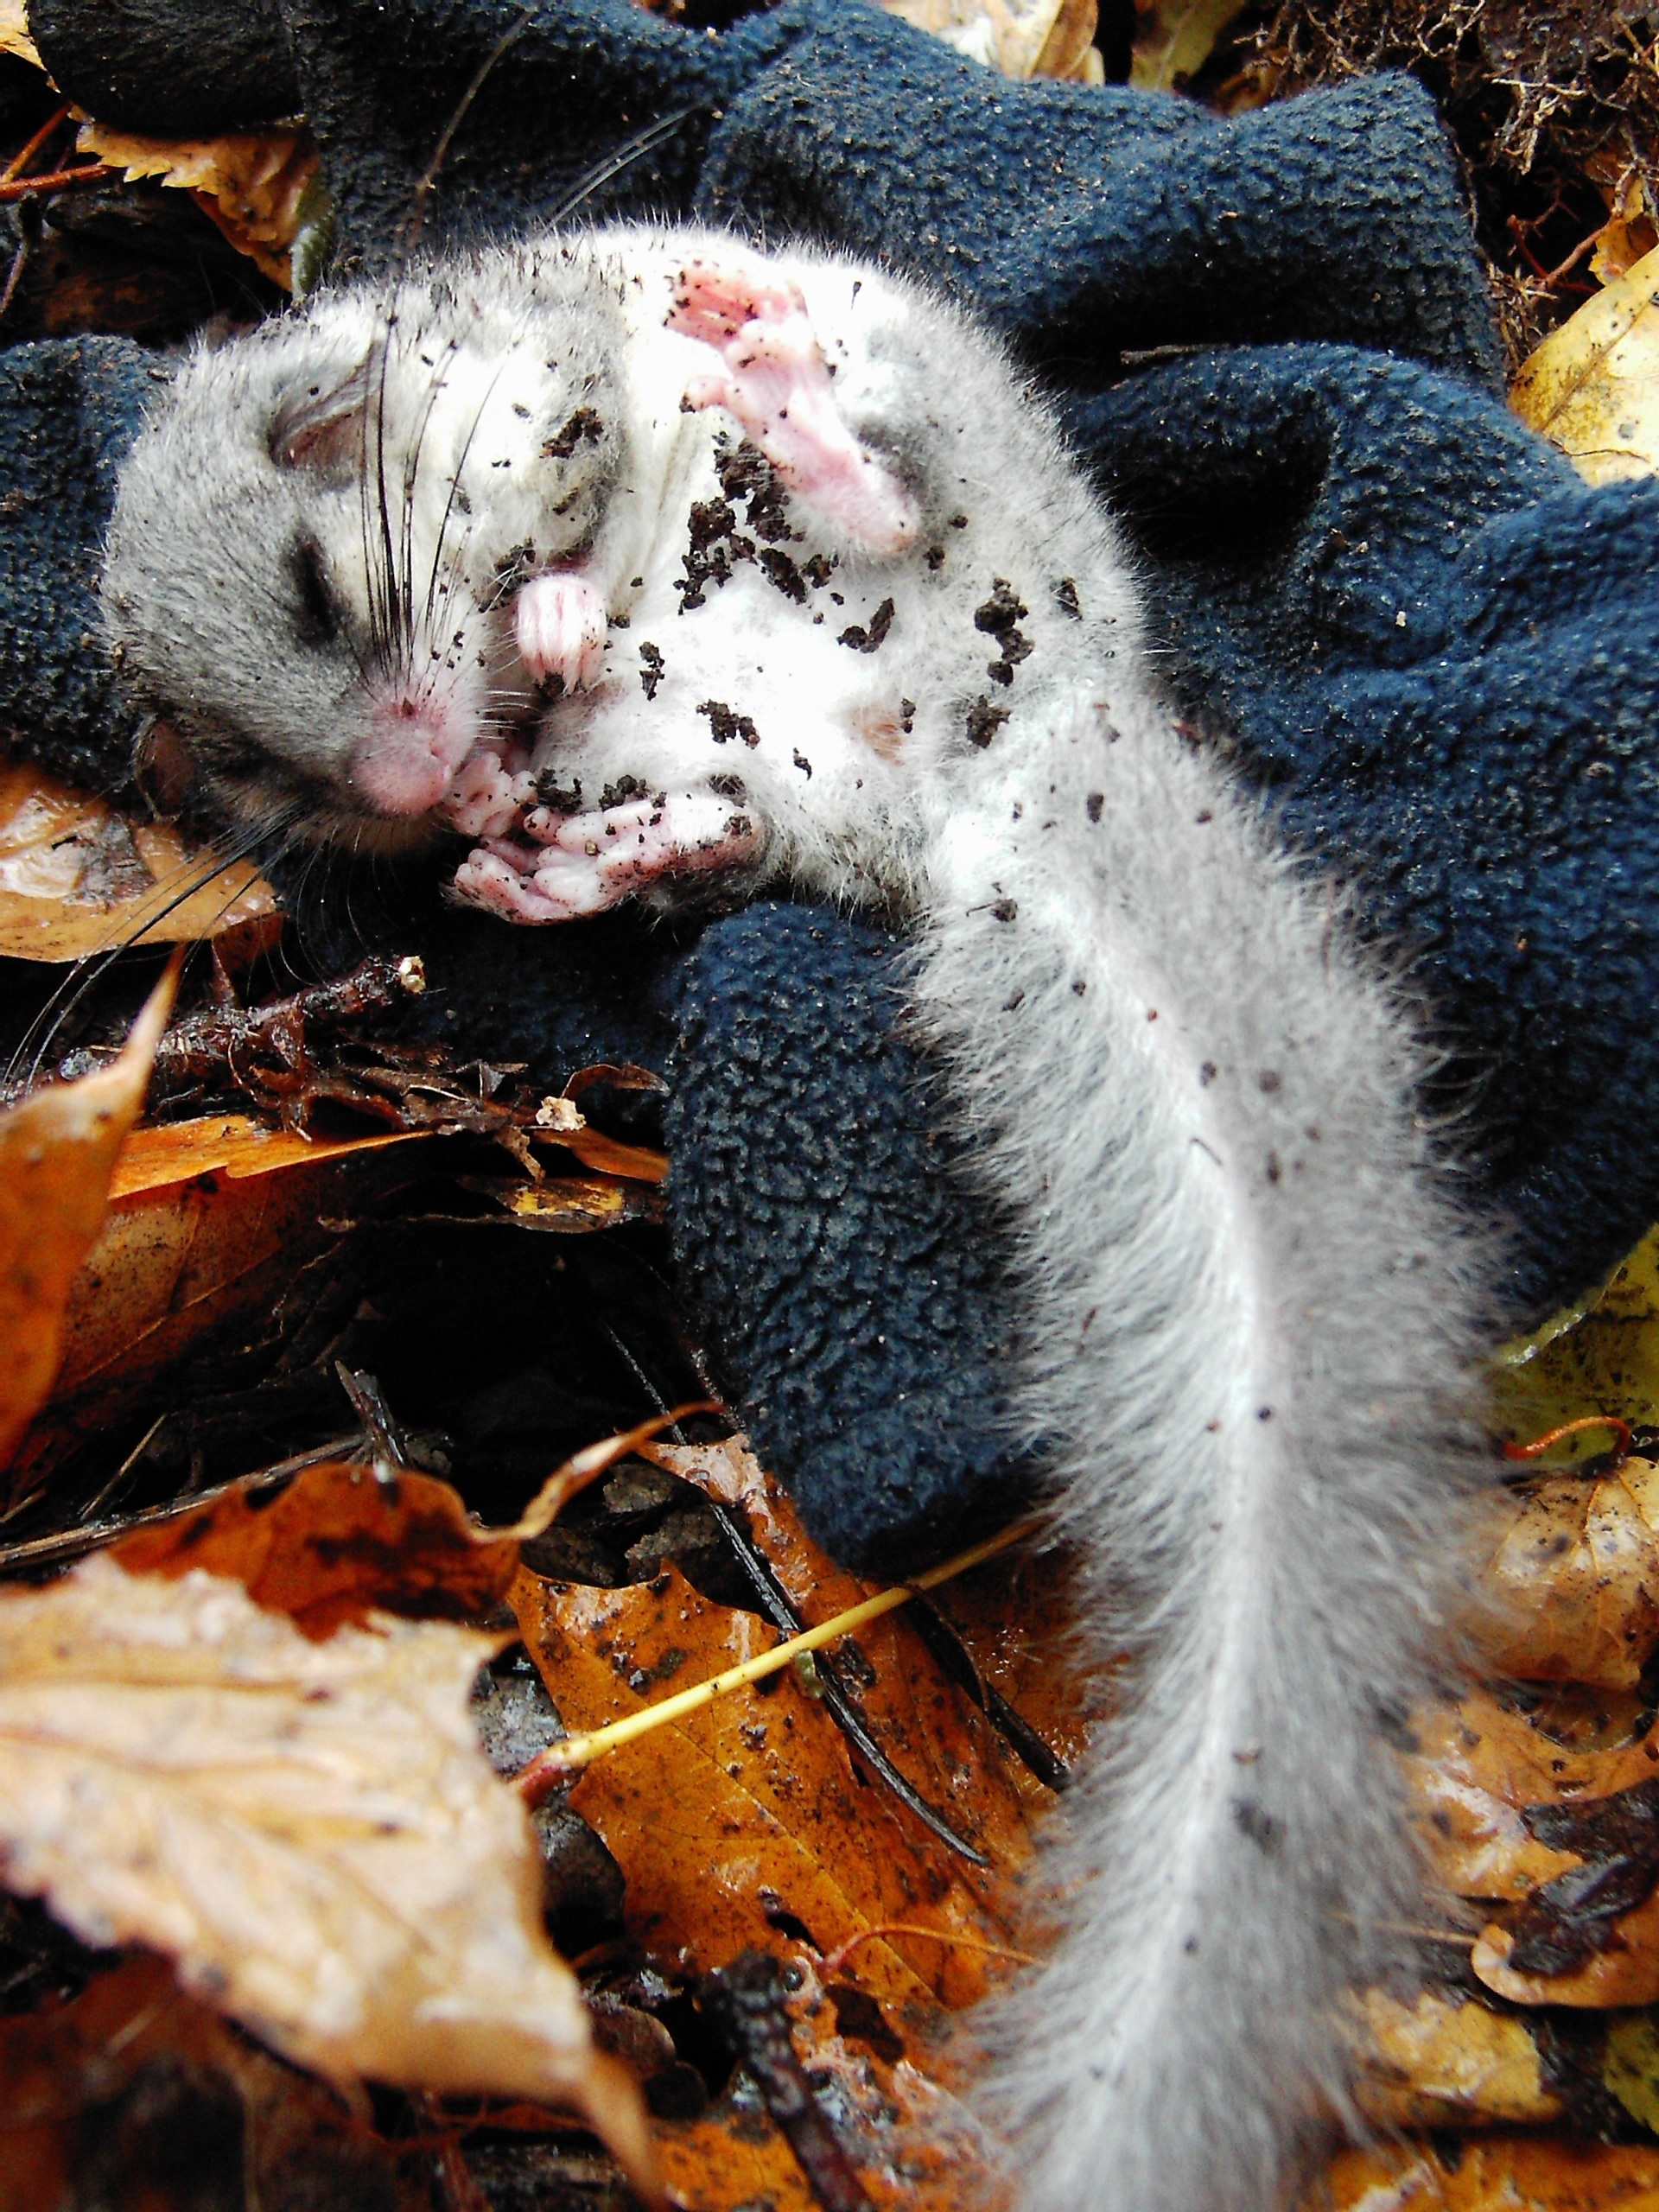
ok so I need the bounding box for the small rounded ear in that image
[270,361,370,477]
[134,715,200,821]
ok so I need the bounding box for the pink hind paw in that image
[514,572,607,692]
[668,255,918,557]
[451,791,765,923]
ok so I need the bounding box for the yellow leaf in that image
[0,0,41,70]
[1510,242,1659,484]
[1129,0,1246,92]
[76,121,321,290]
[0,1554,656,2194]
[1471,1461,1659,1688]
[1495,1224,1659,1463]
[0,965,173,1467]
[1319,2137,1659,2210]
[1349,1988,1564,2131]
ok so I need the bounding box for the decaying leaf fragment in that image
[1320,2137,1659,2210]
[0,762,274,960]
[0,1554,654,2190]
[1511,242,1659,484]
[0,966,173,1468]
[1471,1459,1659,1688]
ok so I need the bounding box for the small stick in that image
[0,164,107,204]
[701,1952,874,2212]
[516,1516,1038,1799]
[1,102,70,184]
[1503,1414,1632,1467]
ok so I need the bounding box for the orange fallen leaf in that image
[107,1110,425,1202]
[111,1459,521,1638]
[0,964,174,1468]
[9,1127,417,1502]
[514,1498,1052,2013]
[0,763,274,959]
[1473,1897,1659,2012]
[0,1554,654,2190]
[0,1953,442,2212]
[647,1436,1092,1788]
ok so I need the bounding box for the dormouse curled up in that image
[103,224,1492,2212]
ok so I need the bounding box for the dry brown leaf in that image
[111,1459,520,1638]
[0,966,173,1469]
[0,763,275,960]
[0,0,41,69]
[879,0,1103,83]
[0,1953,448,2212]
[1319,2137,1659,2210]
[0,1554,654,2189]
[1472,1462,1659,1688]
[77,122,320,289]
[1349,1988,1564,2131]
[1510,242,1659,484]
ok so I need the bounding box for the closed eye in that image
[292,536,344,648]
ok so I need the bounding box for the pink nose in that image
[350,699,475,817]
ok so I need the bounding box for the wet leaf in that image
[111,1459,520,1639]
[1475,1885,1659,2010]
[0,1554,654,2188]
[0,763,274,960]
[1349,1988,1564,2130]
[1511,242,1659,484]
[1402,1691,1628,1902]
[0,967,173,1469]
[0,1953,448,2212]
[512,1535,1046,2013]
[76,121,320,289]
[1320,2138,1659,2210]
[1472,1462,1659,1688]
[646,1435,1091,1793]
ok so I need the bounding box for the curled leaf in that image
[0,965,174,1468]
[0,1555,654,2191]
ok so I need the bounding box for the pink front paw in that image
[450,791,766,923]
[668,256,918,557]
[513,573,607,692]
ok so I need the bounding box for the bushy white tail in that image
[914,691,1485,2212]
